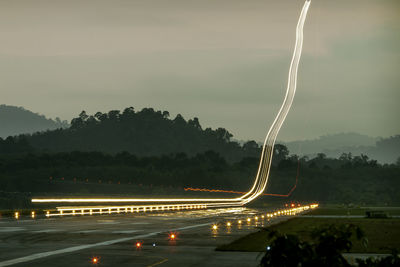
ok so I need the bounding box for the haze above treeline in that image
[0,104,399,164]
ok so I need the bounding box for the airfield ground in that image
[0,206,296,267]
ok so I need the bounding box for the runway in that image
[31,0,312,210]
[0,207,296,267]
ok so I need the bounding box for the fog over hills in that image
[282,133,399,164]
[0,105,69,138]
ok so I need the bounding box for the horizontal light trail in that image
[5,204,318,265]
[183,187,297,197]
[31,0,311,213]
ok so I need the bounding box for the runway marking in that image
[72,230,102,234]
[0,222,210,267]
[97,220,120,225]
[147,258,168,267]
[0,227,25,233]
[112,230,141,234]
[32,229,63,233]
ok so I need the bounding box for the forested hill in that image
[18,107,261,161]
[0,105,69,138]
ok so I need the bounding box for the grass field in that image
[306,206,400,216]
[217,207,400,254]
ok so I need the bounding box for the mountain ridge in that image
[0,104,69,138]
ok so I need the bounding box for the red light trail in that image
[184,161,300,197]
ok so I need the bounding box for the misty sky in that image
[0,0,399,142]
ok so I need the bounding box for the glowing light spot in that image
[31,211,35,219]
[212,224,218,230]
[238,220,242,224]
[91,257,99,264]
[14,212,19,219]
[226,222,231,227]
[136,242,142,248]
[247,218,251,222]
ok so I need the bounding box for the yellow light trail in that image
[31,0,312,214]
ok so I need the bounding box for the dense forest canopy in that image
[1,107,262,162]
[0,147,399,209]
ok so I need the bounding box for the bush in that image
[260,224,367,267]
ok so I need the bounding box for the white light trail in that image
[32,0,311,212]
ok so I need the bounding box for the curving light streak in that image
[184,160,300,197]
[32,0,311,210]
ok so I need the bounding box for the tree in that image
[311,224,366,266]
[162,111,170,119]
[79,111,89,121]
[339,152,352,162]
[243,140,259,151]
[214,128,233,142]
[108,110,120,121]
[260,232,314,267]
[272,144,289,165]
[316,153,327,160]
[260,224,366,267]
[71,111,88,129]
[188,117,201,130]
[70,117,84,129]
[94,112,107,122]
[357,249,400,267]
[173,114,186,126]
[122,107,135,119]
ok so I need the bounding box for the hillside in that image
[1,106,398,163]
[284,133,400,164]
[0,105,69,138]
[283,133,377,155]
[20,107,261,162]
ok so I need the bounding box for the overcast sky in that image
[0,0,398,142]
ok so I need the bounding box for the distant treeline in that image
[0,146,399,208]
[0,107,261,162]
[285,133,400,164]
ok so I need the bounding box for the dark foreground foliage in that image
[260,224,399,267]
[357,250,400,267]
